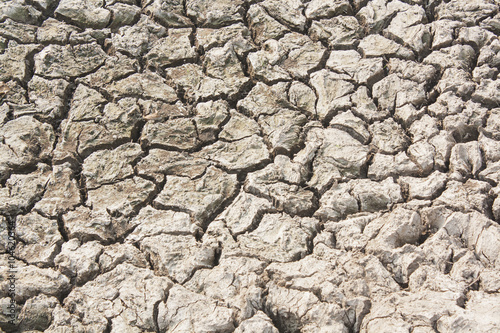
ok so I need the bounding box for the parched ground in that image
[1,0,500,332]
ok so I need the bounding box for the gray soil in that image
[1,0,500,332]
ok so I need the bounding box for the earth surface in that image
[1,0,500,332]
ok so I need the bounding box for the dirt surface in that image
[1,0,500,332]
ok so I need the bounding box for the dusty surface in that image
[1,0,500,332]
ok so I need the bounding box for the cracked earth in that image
[1,0,500,332]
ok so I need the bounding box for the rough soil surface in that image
[1,0,500,332]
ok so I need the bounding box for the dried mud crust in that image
[1,0,500,332]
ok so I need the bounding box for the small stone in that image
[154,166,238,226]
[237,82,293,118]
[135,149,209,183]
[107,3,140,29]
[0,18,37,43]
[138,233,217,283]
[111,15,167,57]
[157,285,235,332]
[186,0,244,28]
[86,177,156,217]
[194,100,229,142]
[55,0,110,29]
[305,0,352,20]
[234,311,279,333]
[307,127,370,192]
[434,180,491,215]
[140,118,199,150]
[424,44,476,72]
[449,141,483,181]
[365,207,422,254]
[0,164,51,215]
[288,81,316,116]
[54,239,104,285]
[15,212,63,266]
[99,243,149,273]
[259,110,308,154]
[82,143,143,189]
[358,34,415,60]
[0,116,55,169]
[260,0,306,31]
[196,23,255,56]
[236,213,319,262]
[142,0,192,28]
[370,119,410,154]
[329,111,370,144]
[104,72,178,102]
[0,42,41,82]
[34,163,81,217]
[372,74,426,113]
[399,171,448,200]
[310,69,354,121]
[127,206,200,241]
[146,28,196,68]
[34,43,107,78]
[219,110,261,141]
[196,135,270,171]
[326,50,384,86]
[309,16,362,48]
[246,4,289,45]
[63,206,129,242]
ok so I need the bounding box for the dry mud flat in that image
[1,0,500,332]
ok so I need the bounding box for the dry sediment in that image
[1,0,500,332]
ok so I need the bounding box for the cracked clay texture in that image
[1,0,500,332]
